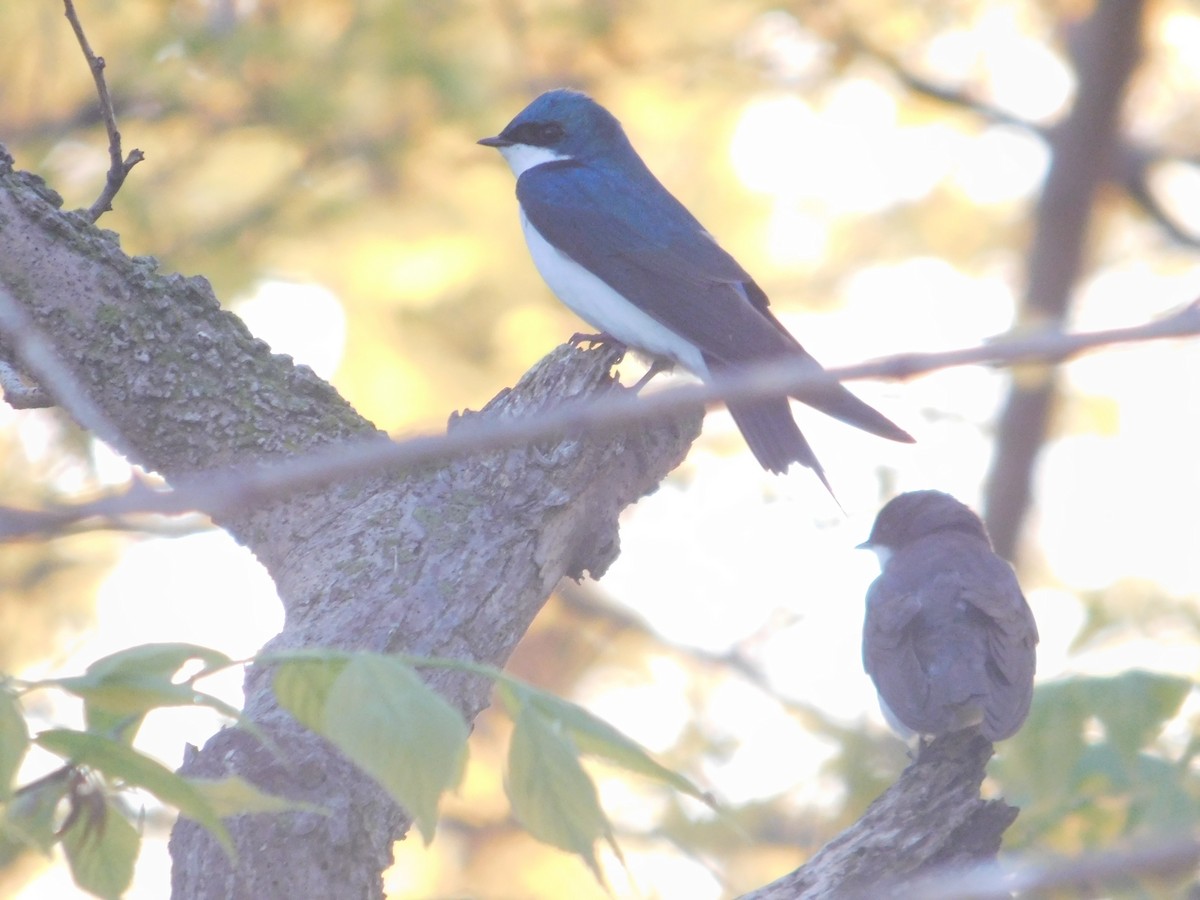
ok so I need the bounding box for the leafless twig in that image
[851,34,1050,138]
[62,0,144,222]
[852,30,1200,251]
[880,833,1200,899]
[1,299,1196,542]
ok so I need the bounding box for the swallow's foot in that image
[569,331,621,350]
[629,358,673,393]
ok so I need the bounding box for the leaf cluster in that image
[995,670,1197,852]
[1,642,711,898]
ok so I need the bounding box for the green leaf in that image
[35,729,233,858]
[0,769,73,867]
[60,676,194,717]
[53,643,237,743]
[1083,670,1191,764]
[82,643,233,682]
[272,656,350,733]
[61,794,140,900]
[318,655,468,843]
[66,681,196,744]
[0,688,29,800]
[996,680,1089,810]
[494,680,523,716]
[186,775,325,819]
[995,672,1195,832]
[506,702,614,882]
[1125,752,1200,832]
[522,687,711,806]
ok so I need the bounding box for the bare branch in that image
[62,0,144,222]
[1,299,1196,542]
[878,834,1200,899]
[743,735,1198,898]
[167,338,701,898]
[985,0,1144,560]
[851,34,1050,139]
[742,731,1013,899]
[855,25,1200,250]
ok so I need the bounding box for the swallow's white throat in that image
[497,143,571,178]
[867,546,893,570]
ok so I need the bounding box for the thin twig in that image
[881,833,1200,899]
[851,30,1200,250]
[0,299,1197,541]
[851,33,1050,138]
[62,0,144,222]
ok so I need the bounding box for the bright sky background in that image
[10,6,1200,898]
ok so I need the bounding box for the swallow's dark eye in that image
[509,121,564,147]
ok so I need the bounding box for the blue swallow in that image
[480,89,913,488]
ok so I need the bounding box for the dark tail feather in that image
[789,353,915,444]
[707,347,910,494]
[725,396,835,496]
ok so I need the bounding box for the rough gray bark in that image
[983,0,1143,560]
[0,144,703,898]
[742,730,1014,900]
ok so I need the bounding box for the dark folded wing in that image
[960,559,1038,739]
[517,160,794,365]
[862,582,933,730]
[518,160,914,445]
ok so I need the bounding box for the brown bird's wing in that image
[862,581,943,735]
[865,549,1037,739]
[959,558,1039,741]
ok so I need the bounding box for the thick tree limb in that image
[742,730,1013,900]
[0,144,702,898]
[983,0,1144,560]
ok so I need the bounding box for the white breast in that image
[520,210,708,376]
[497,144,571,178]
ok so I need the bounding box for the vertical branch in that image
[983,0,1144,560]
[62,0,144,221]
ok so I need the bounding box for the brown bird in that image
[859,491,1038,741]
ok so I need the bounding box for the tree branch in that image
[0,139,701,897]
[62,0,144,222]
[876,834,1200,899]
[0,281,1195,541]
[854,18,1200,251]
[0,284,126,445]
[984,0,1144,560]
[742,730,1012,899]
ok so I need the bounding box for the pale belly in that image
[520,210,709,377]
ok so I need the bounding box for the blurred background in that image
[2,0,1199,896]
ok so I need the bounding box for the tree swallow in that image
[859,491,1038,742]
[478,89,914,488]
